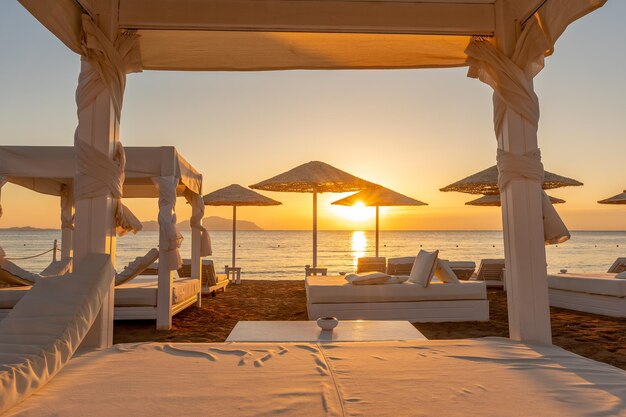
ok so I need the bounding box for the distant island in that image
[0,226,57,232]
[140,216,263,232]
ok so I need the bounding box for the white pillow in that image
[616,271,626,279]
[435,259,459,284]
[385,275,409,284]
[345,272,390,285]
[408,250,439,287]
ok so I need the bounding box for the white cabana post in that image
[17,0,607,346]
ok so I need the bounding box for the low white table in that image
[226,320,426,342]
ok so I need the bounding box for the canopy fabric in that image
[203,184,281,207]
[598,191,626,205]
[18,0,605,72]
[250,161,375,193]
[331,186,426,207]
[440,165,583,195]
[466,194,565,207]
[0,146,202,198]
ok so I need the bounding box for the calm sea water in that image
[1,230,624,280]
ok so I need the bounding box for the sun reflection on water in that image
[351,231,368,269]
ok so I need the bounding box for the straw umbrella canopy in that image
[203,184,281,273]
[466,194,565,207]
[331,186,427,257]
[598,190,626,205]
[250,161,376,267]
[440,165,583,195]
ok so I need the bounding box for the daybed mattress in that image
[115,276,200,307]
[548,273,626,297]
[5,338,626,416]
[306,275,487,304]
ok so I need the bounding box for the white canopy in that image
[18,0,604,72]
[0,146,201,198]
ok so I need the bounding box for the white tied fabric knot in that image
[153,177,183,271]
[184,190,212,257]
[496,149,570,245]
[74,139,142,236]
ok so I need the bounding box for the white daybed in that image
[5,338,626,417]
[306,275,489,322]
[548,273,626,317]
[0,146,210,329]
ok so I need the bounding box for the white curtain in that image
[462,0,604,245]
[152,177,183,271]
[0,176,7,261]
[60,185,74,231]
[184,190,212,257]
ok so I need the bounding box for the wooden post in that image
[155,176,176,330]
[72,1,121,349]
[375,206,380,257]
[495,2,552,345]
[191,198,202,307]
[312,191,317,268]
[52,239,58,262]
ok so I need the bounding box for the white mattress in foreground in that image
[5,338,626,416]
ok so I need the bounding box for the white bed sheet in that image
[5,338,626,416]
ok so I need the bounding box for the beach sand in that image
[113,280,626,370]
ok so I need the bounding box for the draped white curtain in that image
[0,176,7,261]
[60,185,74,231]
[184,190,212,257]
[462,0,604,245]
[152,177,183,271]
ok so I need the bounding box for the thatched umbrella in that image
[440,165,583,195]
[250,161,375,267]
[203,184,281,275]
[466,194,565,207]
[331,186,427,257]
[598,190,626,205]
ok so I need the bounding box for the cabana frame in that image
[0,145,205,330]
[16,0,607,347]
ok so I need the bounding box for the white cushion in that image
[306,275,487,303]
[408,250,438,287]
[345,272,390,285]
[616,271,626,279]
[0,260,41,286]
[385,276,409,284]
[547,273,626,297]
[435,260,459,284]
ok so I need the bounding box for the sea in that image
[1,230,624,280]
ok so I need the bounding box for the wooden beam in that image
[119,0,495,36]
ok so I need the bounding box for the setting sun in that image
[330,201,374,223]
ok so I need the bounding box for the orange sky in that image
[0,2,625,231]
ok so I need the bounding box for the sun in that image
[331,201,374,223]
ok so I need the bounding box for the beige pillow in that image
[408,250,439,287]
[345,272,390,285]
[616,271,626,279]
[385,275,409,284]
[435,259,460,284]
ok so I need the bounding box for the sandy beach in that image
[113,280,626,370]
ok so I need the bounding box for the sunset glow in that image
[330,201,374,223]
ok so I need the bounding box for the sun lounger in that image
[608,257,626,274]
[178,259,229,295]
[448,261,476,280]
[115,248,159,286]
[476,259,505,288]
[0,254,113,414]
[356,257,386,273]
[0,257,73,287]
[548,273,626,317]
[306,275,488,322]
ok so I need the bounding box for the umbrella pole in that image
[313,191,317,268]
[375,206,379,258]
[232,206,237,279]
